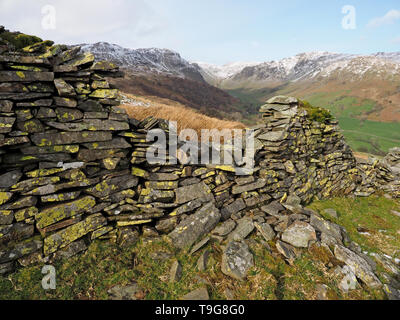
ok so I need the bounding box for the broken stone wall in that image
[0,31,398,275]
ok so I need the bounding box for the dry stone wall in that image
[0,32,399,276]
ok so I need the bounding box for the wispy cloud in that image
[0,0,167,46]
[368,9,400,28]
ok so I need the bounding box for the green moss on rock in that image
[300,100,333,124]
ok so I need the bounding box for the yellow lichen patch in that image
[212,165,236,173]
[68,52,94,67]
[38,138,51,147]
[16,71,25,79]
[36,196,96,229]
[10,65,43,72]
[89,89,119,99]
[116,220,152,227]
[0,192,12,205]
[102,157,119,170]
[15,206,38,222]
[91,226,114,240]
[26,168,64,178]
[43,214,106,255]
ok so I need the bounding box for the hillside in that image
[81,42,246,121]
[199,52,400,155]
[79,42,400,155]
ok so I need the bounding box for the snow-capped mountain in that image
[372,52,400,63]
[79,42,400,87]
[195,61,260,79]
[196,51,400,86]
[80,42,205,82]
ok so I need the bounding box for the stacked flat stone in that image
[0,32,399,275]
[0,36,136,273]
[255,95,359,203]
[354,148,400,198]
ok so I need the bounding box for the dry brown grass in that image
[119,93,246,136]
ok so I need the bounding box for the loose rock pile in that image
[355,147,400,198]
[0,30,399,299]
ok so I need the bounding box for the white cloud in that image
[368,9,400,28]
[0,0,168,47]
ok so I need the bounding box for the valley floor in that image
[1,195,399,300]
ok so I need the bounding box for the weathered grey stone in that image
[41,191,81,203]
[227,217,255,241]
[44,214,107,255]
[0,117,15,133]
[324,208,338,219]
[108,282,142,300]
[175,182,213,204]
[36,107,56,119]
[0,71,54,82]
[0,196,37,210]
[276,240,297,261]
[315,284,330,300]
[266,95,298,105]
[139,189,174,204]
[334,244,381,289]
[337,265,358,293]
[281,221,316,248]
[257,131,286,142]
[170,199,203,217]
[384,284,400,300]
[212,219,236,237]
[31,131,112,146]
[77,149,126,162]
[36,196,96,229]
[261,201,286,218]
[285,194,302,206]
[254,222,275,241]
[232,179,266,194]
[52,239,87,261]
[221,241,254,280]
[0,238,42,263]
[169,202,221,249]
[310,214,342,243]
[170,260,182,282]
[53,97,77,108]
[0,223,34,244]
[0,210,13,225]
[82,138,131,150]
[0,170,22,188]
[55,107,83,122]
[221,198,246,220]
[155,217,178,234]
[197,250,210,271]
[0,100,13,112]
[181,287,209,300]
[117,227,140,247]
[391,210,400,218]
[0,261,14,275]
[190,237,210,255]
[54,78,76,97]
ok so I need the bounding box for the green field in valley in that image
[305,92,400,155]
[227,87,400,156]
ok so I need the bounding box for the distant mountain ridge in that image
[197,51,400,88]
[80,42,400,87]
[80,42,205,83]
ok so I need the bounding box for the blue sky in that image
[0,0,399,64]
